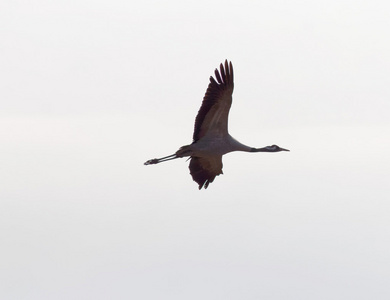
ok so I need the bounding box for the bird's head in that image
[251,145,290,152]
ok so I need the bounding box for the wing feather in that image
[193,60,234,142]
[189,156,223,190]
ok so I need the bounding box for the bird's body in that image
[179,135,251,157]
[145,60,289,189]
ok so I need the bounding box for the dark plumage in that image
[145,60,289,189]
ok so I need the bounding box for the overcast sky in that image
[1,1,390,299]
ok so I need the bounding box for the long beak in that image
[280,148,290,151]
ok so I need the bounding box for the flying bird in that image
[144,60,289,189]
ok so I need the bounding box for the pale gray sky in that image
[1,1,390,299]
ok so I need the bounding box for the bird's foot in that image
[144,159,159,165]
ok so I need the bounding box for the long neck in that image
[251,147,273,152]
[228,136,253,152]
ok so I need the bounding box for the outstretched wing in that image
[189,156,223,190]
[193,60,234,142]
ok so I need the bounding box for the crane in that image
[144,60,289,189]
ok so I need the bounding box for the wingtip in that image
[198,181,209,190]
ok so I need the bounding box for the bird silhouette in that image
[145,60,289,189]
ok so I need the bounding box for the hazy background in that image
[1,0,390,299]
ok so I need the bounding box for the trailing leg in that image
[144,154,178,165]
